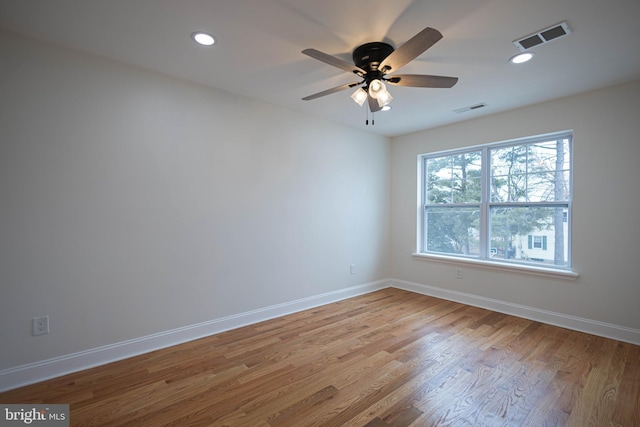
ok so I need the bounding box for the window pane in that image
[491,145,527,177]
[490,139,571,202]
[491,172,527,202]
[528,140,570,173]
[527,139,571,201]
[490,206,569,267]
[490,145,528,202]
[426,152,481,204]
[426,206,480,256]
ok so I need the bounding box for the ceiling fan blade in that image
[302,48,366,76]
[379,27,443,73]
[387,74,458,88]
[368,95,382,112]
[302,81,362,101]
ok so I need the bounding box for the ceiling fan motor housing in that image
[352,42,394,74]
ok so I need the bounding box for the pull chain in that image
[365,108,376,125]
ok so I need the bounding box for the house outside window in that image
[418,131,572,270]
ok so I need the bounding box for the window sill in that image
[412,253,579,280]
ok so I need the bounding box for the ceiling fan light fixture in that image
[350,87,368,106]
[191,32,215,46]
[368,79,393,107]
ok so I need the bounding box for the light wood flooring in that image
[1,288,639,426]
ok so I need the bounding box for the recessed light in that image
[509,52,535,64]
[191,32,215,46]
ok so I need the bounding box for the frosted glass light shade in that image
[368,79,386,98]
[376,90,393,107]
[350,88,367,106]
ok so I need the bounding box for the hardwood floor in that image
[1,288,639,426]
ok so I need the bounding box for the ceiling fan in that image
[301,27,458,113]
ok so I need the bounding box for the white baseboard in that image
[0,279,390,392]
[3,277,639,392]
[390,278,640,346]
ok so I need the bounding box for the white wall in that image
[0,32,390,371]
[390,79,640,332]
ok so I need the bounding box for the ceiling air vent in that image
[513,21,571,52]
[454,103,487,114]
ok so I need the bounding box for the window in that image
[531,235,547,250]
[418,131,572,270]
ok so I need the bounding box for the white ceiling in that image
[1,0,639,137]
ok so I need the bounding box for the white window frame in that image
[414,131,577,279]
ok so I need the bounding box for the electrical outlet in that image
[33,315,49,336]
[456,268,463,279]
[350,264,356,275]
